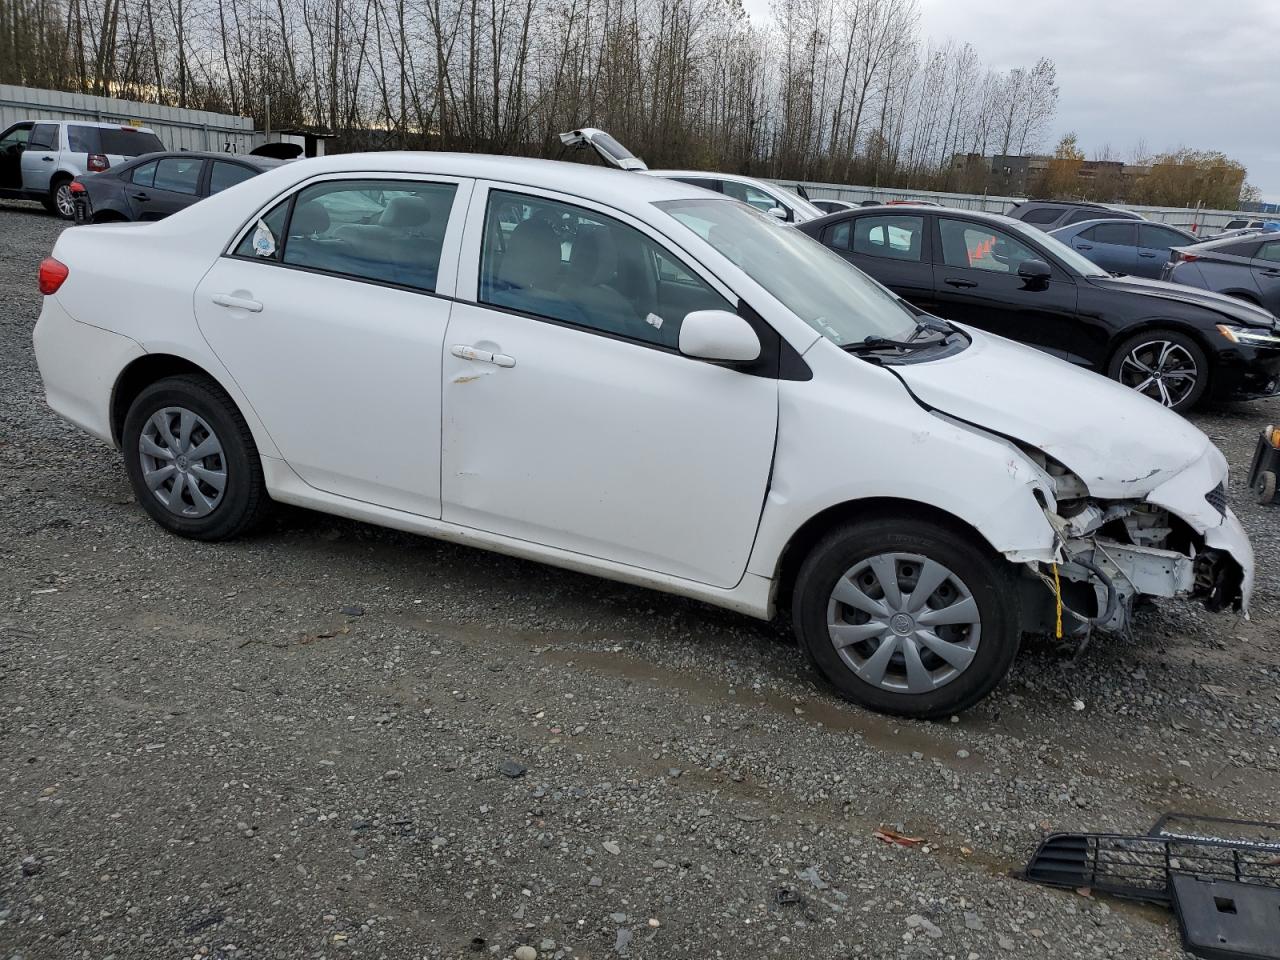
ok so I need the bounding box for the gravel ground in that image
[2,201,1278,960]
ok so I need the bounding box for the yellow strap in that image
[1052,562,1063,639]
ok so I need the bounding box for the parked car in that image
[34,152,1251,718]
[1008,199,1143,232]
[1162,233,1280,314]
[798,207,1280,411]
[1049,218,1198,279]
[811,198,860,214]
[0,120,165,217]
[72,151,283,223]
[559,127,825,222]
[1216,217,1279,235]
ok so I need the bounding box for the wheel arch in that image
[772,497,1001,616]
[109,353,276,460]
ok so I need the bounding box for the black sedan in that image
[798,208,1280,411]
[71,151,282,223]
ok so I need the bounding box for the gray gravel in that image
[2,202,1278,959]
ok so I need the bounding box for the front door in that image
[19,123,59,193]
[1069,221,1137,275]
[194,175,471,517]
[932,217,1081,361]
[440,184,778,588]
[0,124,31,190]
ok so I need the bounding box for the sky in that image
[739,0,1280,202]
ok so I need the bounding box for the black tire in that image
[46,176,75,219]
[1107,328,1208,413]
[792,517,1021,719]
[121,375,271,540]
[1254,470,1276,505]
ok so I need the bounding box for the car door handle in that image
[1139,252,1157,258]
[943,278,978,289]
[451,344,515,367]
[1076,243,1093,250]
[211,293,263,312]
[1263,269,1280,277]
[40,155,54,162]
[130,191,149,201]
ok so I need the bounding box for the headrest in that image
[379,195,432,229]
[290,201,330,237]
[567,225,618,285]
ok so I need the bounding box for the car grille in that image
[1205,481,1227,517]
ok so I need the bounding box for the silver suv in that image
[0,120,165,218]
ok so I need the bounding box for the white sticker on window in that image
[252,218,276,257]
[645,313,664,330]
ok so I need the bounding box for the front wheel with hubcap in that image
[1107,329,1207,412]
[792,518,1021,719]
[122,375,271,540]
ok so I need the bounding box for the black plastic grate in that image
[1206,481,1228,517]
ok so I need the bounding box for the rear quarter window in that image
[67,125,102,153]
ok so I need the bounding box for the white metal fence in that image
[0,85,255,154]
[771,178,1269,234]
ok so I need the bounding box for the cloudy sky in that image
[740,0,1280,202]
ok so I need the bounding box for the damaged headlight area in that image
[1018,447,1247,636]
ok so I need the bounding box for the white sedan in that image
[33,151,1253,718]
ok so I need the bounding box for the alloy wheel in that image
[1118,340,1198,408]
[55,183,75,218]
[826,552,982,694]
[138,406,227,518]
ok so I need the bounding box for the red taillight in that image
[69,180,86,194]
[1176,251,1200,263]
[87,153,109,172]
[38,257,69,295]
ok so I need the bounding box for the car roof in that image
[115,151,284,168]
[801,206,1024,230]
[1181,232,1268,250]
[54,120,158,133]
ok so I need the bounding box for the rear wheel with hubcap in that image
[122,375,271,540]
[792,518,1021,719]
[1108,329,1207,412]
[46,177,75,219]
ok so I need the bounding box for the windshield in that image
[657,198,918,346]
[1004,218,1109,277]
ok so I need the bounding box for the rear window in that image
[101,127,164,156]
[1016,206,1063,225]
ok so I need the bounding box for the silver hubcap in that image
[139,406,226,518]
[56,184,74,216]
[1119,340,1198,408]
[827,553,981,694]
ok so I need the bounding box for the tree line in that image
[0,0,1060,187]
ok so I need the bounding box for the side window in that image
[1065,208,1102,225]
[280,179,457,291]
[1092,223,1136,245]
[479,188,732,349]
[28,123,58,150]
[823,220,851,250]
[1140,225,1187,250]
[721,180,781,215]
[0,126,30,153]
[1224,241,1261,259]
[153,157,202,195]
[210,161,256,194]
[1018,206,1063,225]
[131,160,158,187]
[234,198,290,260]
[852,215,924,262]
[670,177,722,193]
[1256,241,1280,263]
[938,218,1040,274]
[67,125,102,153]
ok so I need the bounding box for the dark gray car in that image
[1006,199,1143,232]
[1162,234,1280,313]
[1050,218,1198,279]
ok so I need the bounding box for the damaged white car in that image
[32,151,1251,718]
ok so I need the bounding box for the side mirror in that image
[679,310,761,364]
[1017,258,1052,283]
[768,206,789,221]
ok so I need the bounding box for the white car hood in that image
[893,328,1214,500]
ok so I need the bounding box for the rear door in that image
[19,123,59,193]
[195,174,470,516]
[1136,224,1194,278]
[132,155,204,218]
[1069,222,1137,274]
[823,213,936,309]
[931,216,1081,360]
[1252,239,1280,313]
